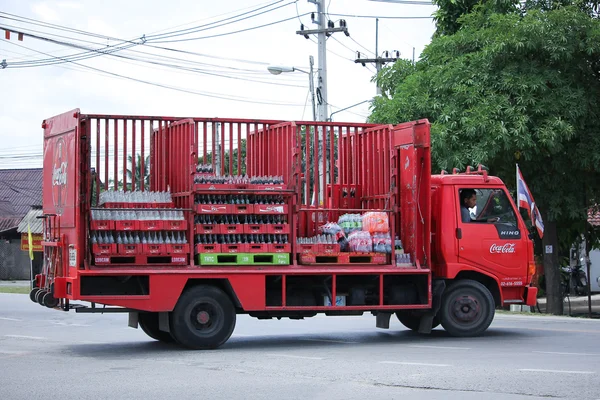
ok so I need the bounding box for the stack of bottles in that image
[194,174,285,185]
[193,189,291,255]
[194,194,285,205]
[196,164,214,173]
[92,209,185,221]
[90,188,190,258]
[195,214,287,225]
[197,234,288,245]
[92,231,188,245]
[296,234,340,254]
[99,190,173,208]
[394,237,412,266]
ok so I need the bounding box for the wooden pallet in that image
[94,254,189,266]
[298,252,389,265]
[197,253,290,266]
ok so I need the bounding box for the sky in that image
[0,0,437,170]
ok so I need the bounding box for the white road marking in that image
[300,338,358,344]
[533,351,600,356]
[379,361,451,367]
[409,345,471,350]
[520,369,595,375]
[267,353,324,360]
[231,333,253,337]
[49,321,91,327]
[4,334,45,340]
[0,317,22,321]
[0,350,28,354]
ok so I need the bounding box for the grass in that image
[0,286,30,294]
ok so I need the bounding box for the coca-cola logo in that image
[259,206,284,213]
[52,137,68,216]
[490,243,516,254]
[203,206,226,213]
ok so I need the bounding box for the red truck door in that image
[455,187,528,287]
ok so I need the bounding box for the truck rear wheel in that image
[440,280,494,337]
[138,312,175,343]
[396,311,440,331]
[169,285,236,350]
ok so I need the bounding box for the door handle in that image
[456,228,462,239]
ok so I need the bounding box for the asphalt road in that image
[1,293,600,400]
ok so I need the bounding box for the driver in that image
[460,189,499,223]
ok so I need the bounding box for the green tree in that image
[370,5,600,314]
[432,0,520,37]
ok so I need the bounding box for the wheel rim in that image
[189,302,222,334]
[450,294,481,324]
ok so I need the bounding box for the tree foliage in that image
[432,0,520,37]
[370,4,600,313]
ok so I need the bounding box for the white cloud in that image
[30,2,61,22]
[0,0,437,169]
[56,1,83,9]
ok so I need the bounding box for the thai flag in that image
[516,164,544,238]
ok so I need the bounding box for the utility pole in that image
[297,0,349,206]
[296,0,349,121]
[355,18,400,95]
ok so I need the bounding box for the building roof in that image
[0,168,43,232]
[17,207,44,234]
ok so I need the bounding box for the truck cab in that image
[430,168,538,312]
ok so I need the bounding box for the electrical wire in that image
[4,41,307,106]
[0,11,274,66]
[145,0,296,40]
[328,13,434,19]
[2,28,306,86]
[150,13,309,43]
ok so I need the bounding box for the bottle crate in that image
[90,220,114,231]
[115,220,139,231]
[195,243,222,253]
[92,244,117,255]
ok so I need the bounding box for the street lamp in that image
[268,56,316,122]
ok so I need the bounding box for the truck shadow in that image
[63,328,529,358]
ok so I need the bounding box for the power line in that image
[145,0,296,40]
[328,13,434,19]
[1,27,309,87]
[0,11,275,66]
[4,41,307,106]
[151,13,309,43]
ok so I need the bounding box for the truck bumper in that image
[524,286,538,307]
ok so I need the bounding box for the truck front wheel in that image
[170,285,236,350]
[439,280,494,337]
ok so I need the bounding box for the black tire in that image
[29,288,40,303]
[396,311,440,331]
[36,290,46,305]
[440,280,495,337]
[42,292,59,308]
[138,312,175,343]
[169,285,236,350]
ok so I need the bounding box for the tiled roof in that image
[17,208,44,234]
[0,217,23,233]
[0,168,43,232]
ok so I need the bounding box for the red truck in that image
[31,109,537,349]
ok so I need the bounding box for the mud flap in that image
[128,312,139,329]
[376,312,392,329]
[417,280,446,334]
[158,312,170,333]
